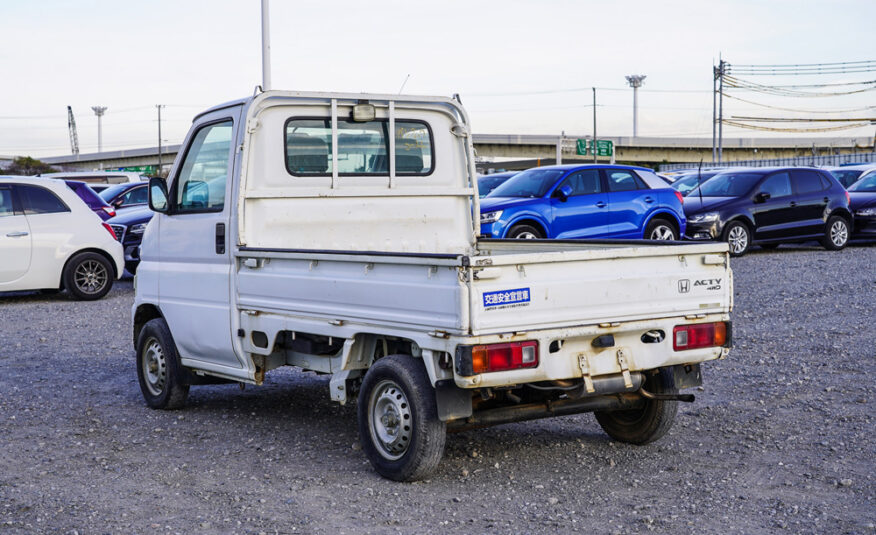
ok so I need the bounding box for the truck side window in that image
[284,118,433,176]
[174,120,233,213]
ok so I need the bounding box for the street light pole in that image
[261,0,272,91]
[156,104,165,175]
[91,106,107,153]
[625,74,646,137]
[592,87,597,164]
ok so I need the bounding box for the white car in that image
[0,176,124,300]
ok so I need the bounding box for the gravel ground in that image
[1,243,874,534]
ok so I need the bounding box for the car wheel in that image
[506,224,543,240]
[136,318,190,410]
[821,216,849,251]
[645,218,677,241]
[594,368,678,445]
[723,221,751,256]
[63,252,113,300]
[357,354,446,482]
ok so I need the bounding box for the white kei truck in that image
[133,90,733,481]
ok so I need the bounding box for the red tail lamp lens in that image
[102,222,118,240]
[471,341,538,374]
[673,322,727,351]
[674,190,684,205]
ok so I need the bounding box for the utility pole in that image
[261,0,272,91]
[156,105,165,175]
[712,61,717,163]
[592,87,597,163]
[91,106,107,153]
[718,61,724,164]
[625,74,646,137]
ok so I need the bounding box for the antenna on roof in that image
[697,159,704,206]
[398,74,411,94]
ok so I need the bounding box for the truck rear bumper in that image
[451,313,729,389]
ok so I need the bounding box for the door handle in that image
[644,197,655,203]
[215,223,225,254]
[595,201,606,208]
[6,231,28,237]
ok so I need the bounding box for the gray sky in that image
[1,0,874,157]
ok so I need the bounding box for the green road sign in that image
[108,165,157,175]
[576,139,613,157]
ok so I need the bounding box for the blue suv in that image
[480,164,686,240]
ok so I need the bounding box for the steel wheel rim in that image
[368,379,413,461]
[142,337,167,396]
[727,226,748,254]
[73,259,108,294]
[649,225,675,240]
[830,220,848,246]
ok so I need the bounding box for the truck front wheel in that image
[594,368,678,445]
[136,318,190,410]
[357,355,446,481]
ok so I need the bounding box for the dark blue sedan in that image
[479,164,686,240]
[848,173,876,239]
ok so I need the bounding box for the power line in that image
[722,93,876,114]
[723,120,872,133]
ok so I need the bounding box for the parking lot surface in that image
[1,244,874,534]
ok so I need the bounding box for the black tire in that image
[821,215,849,251]
[594,368,678,445]
[722,220,751,257]
[63,252,113,300]
[506,224,543,240]
[644,218,677,241]
[357,354,446,482]
[136,318,190,410]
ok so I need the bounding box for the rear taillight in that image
[102,206,116,217]
[845,191,850,205]
[673,322,728,351]
[102,222,119,240]
[674,190,684,204]
[456,341,538,375]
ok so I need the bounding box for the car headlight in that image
[129,223,148,235]
[855,207,876,217]
[688,212,719,224]
[480,210,503,224]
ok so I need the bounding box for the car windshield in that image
[673,174,713,196]
[848,173,876,192]
[692,172,763,197]
[98,184,130,201]
[829,169,864,188]
[487,168,564,198]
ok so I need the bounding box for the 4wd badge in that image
[678,279,690,293]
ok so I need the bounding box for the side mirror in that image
[556,184,573,202]
[149,177,169,213]
[754,191,771,204]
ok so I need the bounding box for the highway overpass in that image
[39,134,875,174]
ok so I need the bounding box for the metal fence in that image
[659,151,876,172]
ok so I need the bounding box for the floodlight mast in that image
[625,74,646,137]
[91,106,107,152]
[261,0,272,91]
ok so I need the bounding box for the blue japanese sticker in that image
[483,288,531,309]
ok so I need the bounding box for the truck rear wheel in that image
[357,354,446,481]
[136,318,190,410]
[594,368,678,445]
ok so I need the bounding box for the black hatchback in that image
[683,167,852,256]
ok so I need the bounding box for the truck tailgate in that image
[469,241,731,335]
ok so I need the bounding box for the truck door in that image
[157,107,243,371]
[0,185,31,286]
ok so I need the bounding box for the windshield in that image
[487,168,565,198]
[692,172,763,197]
[829,169,864,189]
[849,173,876,192]
[98,184,130,201]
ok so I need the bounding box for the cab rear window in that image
[284,118,433,176]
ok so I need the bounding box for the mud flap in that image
[434,380,473,421]
[669,363,703,390]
